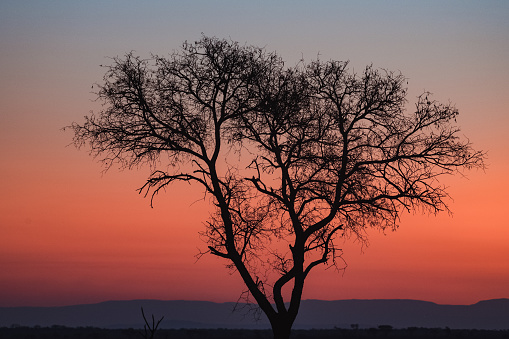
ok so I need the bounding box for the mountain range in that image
[1,299,508,330]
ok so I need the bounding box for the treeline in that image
[1,326,508,339]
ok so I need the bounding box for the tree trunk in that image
[271,318,293,339]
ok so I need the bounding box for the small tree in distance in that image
[69,36,484,339]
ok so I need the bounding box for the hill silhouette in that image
[0,299,507,330]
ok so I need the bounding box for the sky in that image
[1,0,508,308]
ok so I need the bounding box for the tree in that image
[69,36,484,339]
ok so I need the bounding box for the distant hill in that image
[0,299,507,330]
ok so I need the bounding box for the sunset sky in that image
[1,1,508,308]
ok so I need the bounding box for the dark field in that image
[1,327,508,339]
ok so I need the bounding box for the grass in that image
[1,326,508,339]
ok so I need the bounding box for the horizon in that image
[5,297,509,309]
[2,298,508,331]
[1,1,508,310]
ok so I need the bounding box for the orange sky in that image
[1,1,508,307]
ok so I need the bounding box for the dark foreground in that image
[2,327,509,339]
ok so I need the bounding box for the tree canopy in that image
[70,36,484,339]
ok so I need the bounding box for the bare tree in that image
[69,36,484,339]
[139,307,164,339]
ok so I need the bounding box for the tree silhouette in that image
[69,36,484,339]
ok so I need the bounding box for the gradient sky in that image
[1,0,508,307]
